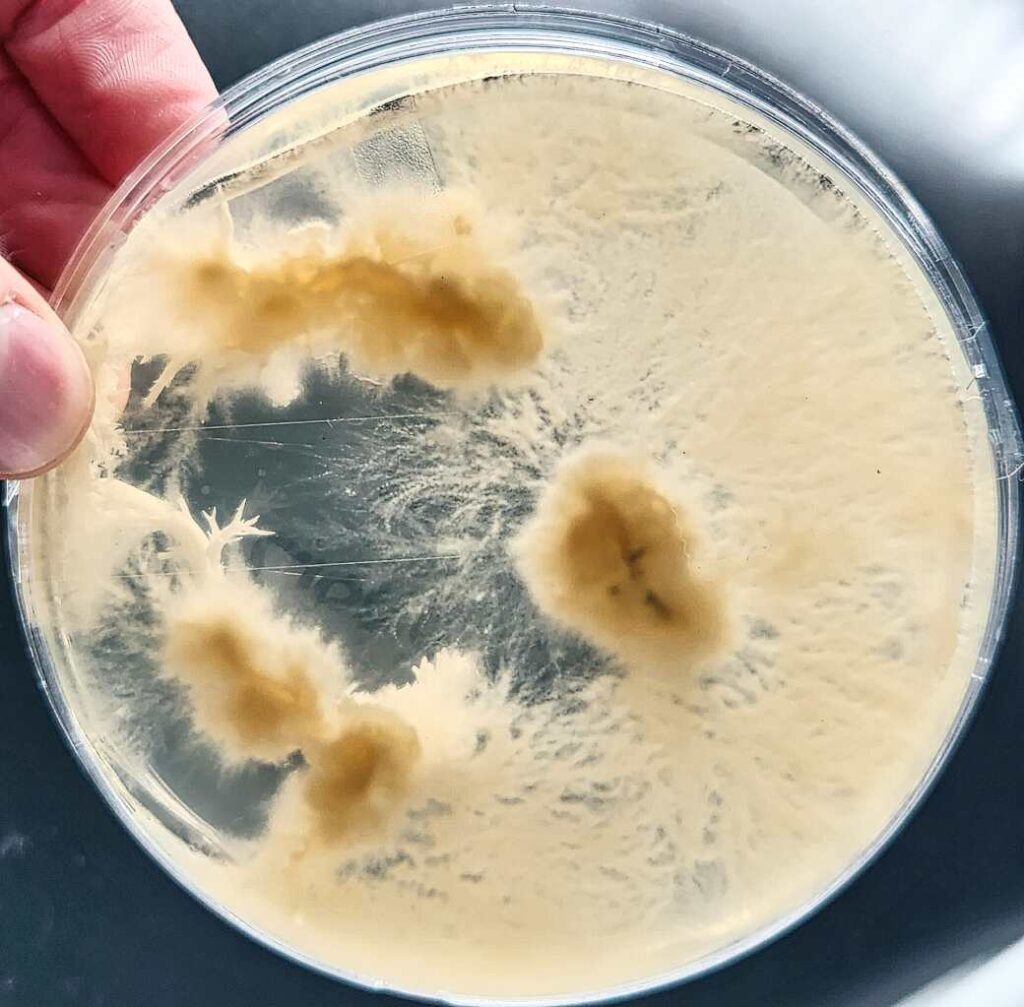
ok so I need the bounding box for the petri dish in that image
[6,6,1022,1004]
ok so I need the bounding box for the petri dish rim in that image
[5,6,1022,1004]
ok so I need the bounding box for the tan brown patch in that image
[178,208,543,389]
[303,707,421,843]
[516,451,727,667]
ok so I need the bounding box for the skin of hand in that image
[0,0,216,478]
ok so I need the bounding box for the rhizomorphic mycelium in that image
[25,59,998,999]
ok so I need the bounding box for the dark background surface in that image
[3,2,1024,1005]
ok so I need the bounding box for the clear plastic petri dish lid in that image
[7,6,1022,1005]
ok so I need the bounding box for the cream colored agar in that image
[19,51,1001,1003]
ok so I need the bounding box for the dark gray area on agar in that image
[3,2,1024,1005]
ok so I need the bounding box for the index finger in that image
[2,0,217,186]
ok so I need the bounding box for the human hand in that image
[0,0,216,478]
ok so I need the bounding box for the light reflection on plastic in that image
[609,0,1024,180]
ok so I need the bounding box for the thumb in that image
[0,260,94,479]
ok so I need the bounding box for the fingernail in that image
[0,302,94,478]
